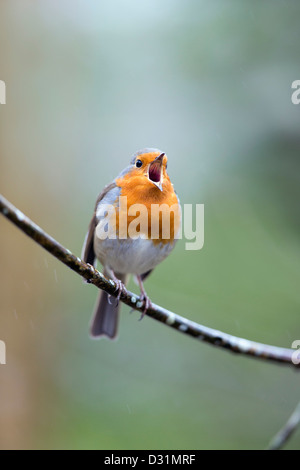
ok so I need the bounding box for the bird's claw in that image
[114,279,126,306]
[138,294,152,320]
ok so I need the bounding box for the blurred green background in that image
[0,0,300,450]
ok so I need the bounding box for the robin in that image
[82,148,181,339]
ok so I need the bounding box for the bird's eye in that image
[136,159,143,168]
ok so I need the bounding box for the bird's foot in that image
[114,279,126,306]
[136,274,152,320]
[107,275,126,306]
[138,293,152,320]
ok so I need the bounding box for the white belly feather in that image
[94,233,176,275]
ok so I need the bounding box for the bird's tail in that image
[89,272,127,340]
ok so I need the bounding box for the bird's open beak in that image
[148,153,165,191]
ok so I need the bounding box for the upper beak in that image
[148,153,165,191]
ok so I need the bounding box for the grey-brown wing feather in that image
[140,270,153,281]
[81,181,117,266]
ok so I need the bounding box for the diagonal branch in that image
[267,401,300,450]
[0,193,298,368]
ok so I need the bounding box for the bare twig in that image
[0,193,298,368]
[268,401,300,450]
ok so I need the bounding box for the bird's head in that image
[129,149,168,192]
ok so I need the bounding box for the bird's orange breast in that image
[115,172,181,245]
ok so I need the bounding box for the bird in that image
[82,148,181,339]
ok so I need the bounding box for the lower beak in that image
[148,153,165,191]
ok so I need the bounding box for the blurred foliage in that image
[0,0,300,450]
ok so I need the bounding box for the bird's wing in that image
[81,181,118,266]
[140,270,153,281]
